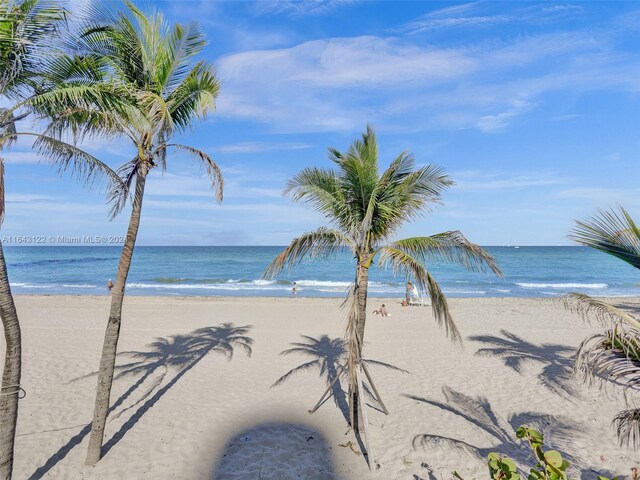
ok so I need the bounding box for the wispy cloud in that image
[2,151,41,165]
[556,187,639,205]
[253,0,356,18]
[453,171,569,191]
[401,2,584,34]
[212,141,312,154]
[216,24,639,133]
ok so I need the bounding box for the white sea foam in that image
[516,282,608,289]
[295,280,352,288]
[62,284,97,289]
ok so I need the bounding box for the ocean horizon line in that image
[2,244,586,248]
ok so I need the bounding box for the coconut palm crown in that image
[565,206,640,449]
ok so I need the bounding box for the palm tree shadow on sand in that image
[405,386,588,474]
[27,323,252,480]
[210,421,341,480]
[272,334,408,423]
[470,329,578,398]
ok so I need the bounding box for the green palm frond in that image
[0,0,67,96]
[384,232,502,276]
[31,133,124,191]
[166,61,218,132]
[265,228,355,279]
[571,207,640,269]
[377,245,461,343]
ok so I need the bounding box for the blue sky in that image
[3,0,640,246]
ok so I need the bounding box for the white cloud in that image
[212,141,311,154]
[253,0,356,18]
[215,26,640,133]
[453,171,569,191]
[2,151,41,164]
[401,2,584,34]
[556,187,639,205]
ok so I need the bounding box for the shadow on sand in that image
[272,334,408,423]
[404,386,585,470]
[28,323,253,480]
[470,329,578,398]
[210,422,341,480]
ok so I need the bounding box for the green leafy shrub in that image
[453,426,620,480]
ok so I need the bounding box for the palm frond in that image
[166,143,222,203]
[107,158,139,219]
[0,0,67,96]
[285,166,355,231]
[563,293,640,330]
[377,245,461,343]
[166,60,219,131]
[0,132,123,194]
[411,433,481,457]
[571,207,640,269]
[265,227,354,279]
[613,408,640,450]
[574,325,640,390]
[369,162,453,242]
[385,232,502,276]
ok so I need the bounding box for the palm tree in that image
[564,206,640,449]
[39,2,223,464]
[265,125,501,434]
[0,3,84,478]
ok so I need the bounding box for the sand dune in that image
[3,295,638,479]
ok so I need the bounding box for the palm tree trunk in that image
[348,262,369,433]
[0,241,20,480]
[85,166,148,466]
[355,264,369,351]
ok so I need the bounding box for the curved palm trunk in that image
[0,241,20,480]
[348,263,369,433]
[85,167,148,466]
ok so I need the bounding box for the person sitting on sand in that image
[373,304,389,316]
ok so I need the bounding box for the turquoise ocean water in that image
[3,246,638,298]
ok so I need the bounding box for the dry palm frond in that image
[574,325,640,390]
[563,293,640,329]
[613,408,640,450]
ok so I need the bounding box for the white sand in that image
[2,295,639,479]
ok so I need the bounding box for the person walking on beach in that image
[107,279,114,294]
[292,282,297,297]
[405,281,412,304]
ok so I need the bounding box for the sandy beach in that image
[3,295,639,479]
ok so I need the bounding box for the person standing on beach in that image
[405,281,412,304]
[292,282,298,297]
[107,279,114,294]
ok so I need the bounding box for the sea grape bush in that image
[453,426,620,480]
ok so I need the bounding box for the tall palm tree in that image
[41,2,223,465]
[265,125,501,433]
[564,206,640,449]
